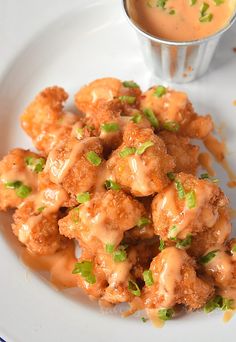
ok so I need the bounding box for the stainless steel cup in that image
[122,0,236,83]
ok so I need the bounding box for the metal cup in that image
[122,0,236,83]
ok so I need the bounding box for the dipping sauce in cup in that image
[123,0,236,83]
[128,0,236,42]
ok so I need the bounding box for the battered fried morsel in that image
[152,172,228,241]
[12,199,67,255]
[200,242,236,288]
[74,247,135,304]
[0,148,41,211]
[45,136,103,197]
[58,190,145,252]
[74,77,141,116]
[140,86,213,139]
[142,247,214,310]
[159,131,199,175]
[107,123,175,196]
[21,87,79,155]
[189,209,231,257]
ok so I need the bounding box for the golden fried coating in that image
[74,78,141,116]
[45,136,103,197]
[140,86,213,139]
[107,123,175,197]
[21,87,79,155]
[152,172,228,241]
[12,199,67,255]
[159,131,199,175]
[0,148,41,211]
[142,247,214,310]
[58,190,145,252]
[189,209,231,257]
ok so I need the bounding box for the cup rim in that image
[122,0,236,46]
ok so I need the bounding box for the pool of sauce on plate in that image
[127,0,235,42]
[21,241,77,289]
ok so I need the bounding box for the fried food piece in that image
[0,148,41,211]
[74,247,135,304]
[45,136,103,197]
[142,247,214,310]
[12,199,67,255]
[201,246,236,288]
[140,86,213,139]
[152,172,228,241]
[159,131,199,175]
[74,78,141,115]
[58,190,145,252]
[107,123,175,197]
[189,209,231,257]
[21,86,79,155]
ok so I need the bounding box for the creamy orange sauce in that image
[46,137,98,184]
[204,133,236,187]
[205,249,233,286]
[128,0,235,42]
[128,155,152,194]
[199,152,215,176]
[156,247,186,307]
[21,242,77,289]
[146,309,164,328]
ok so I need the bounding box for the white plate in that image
[0,0,236,341]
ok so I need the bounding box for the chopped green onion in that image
[113,248,127,262]
[186,190,196,209]
[4,180,22,189]
[199,173,210,179]
[199,13,213,22]
[85,125,95,132]
[123,81,139,88]
[136,141,154,155]
[25,156,46,173]
[143,108,159,129]
[221,298,234,311]
[153,85,166,98]
[105,243,115,254]
[200,2,209,15]
[104,180,121,191]
[37,206,45,213]
[141,317,148,323]
[15,185,32,198]
[71,207,80,223]
[76,128,84,139]
[169,9,175,15]
[119,95,136,105]
[72,260,96,284]
[158,308,174,321]
[167,172,175,181]
[86,151,102,166]
[101,122,120,133]
[163,121,180,132]
[157,0,167,9]
[213,0,224,5]
[159,238,165,251]
[174,179,185,199]
[204,295,223,313]
[176,234,192,249]
[189,0,197,5]
[143,270,154,286]
[168,225,177,239]
[119,147,136,158]
[131,113,142,124]
[128,280,141,296]
[137,217,151,228]
[76,192,90,204]
[231,245,236,253]
[199,249,219,264]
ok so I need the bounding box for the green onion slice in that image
[137,217,151,228]
[101,122,120,133]
[123,81,140,88]
[159,238,165,251]
[76,192,90,204]
[128,280,141,296]
[119,147,136,158]
[186,190,196,209]
[119,95,136,104]
[131,113,142,124]
[72,260,96,284]
[158,308,174,321]
[153,85,166,98]
[136,141,154,155]
[163,121,180,132]
[199,249,219,264]
[176,234,192,249]
[25,156,46,173]
[105,243,115,254]
[143,108,159,129]
[143,270,154,286]
[86,151,102,166]
[174,179,185,199]
[104,180,121,191]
